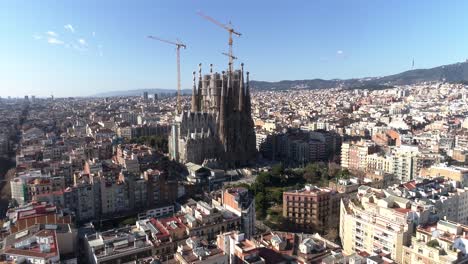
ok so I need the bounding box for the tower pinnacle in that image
[191,71,198,112]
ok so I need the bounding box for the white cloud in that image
[64,24,75,33]
[47,38,64,45]
[337,50,343,55]
[46,31,58,37]
[33,34,42,40]
[78,38,87,46]
[92,31,96,37]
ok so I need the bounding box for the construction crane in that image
[147,35,186,114]
[222,52,238,61]
[197,11,241,71]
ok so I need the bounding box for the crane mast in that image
[147,35,186,114]
[222,52,237,61]
[197,11,241,72]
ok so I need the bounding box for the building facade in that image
[169,64,256,168]
[283,185,341,233]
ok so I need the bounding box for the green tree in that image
[427,240,440,248]
[324,228,339,242]
[257,172,272,186]
[266,188,284,205]
[255,192,267,219]
[271,163,284,178]
[337,169,350,179]
[303,163,327,183]
[327,162,341,178]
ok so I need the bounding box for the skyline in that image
[2,0,468,97]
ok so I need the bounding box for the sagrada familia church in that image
[169,63,256,168]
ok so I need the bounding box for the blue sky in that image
[1,0,468,97]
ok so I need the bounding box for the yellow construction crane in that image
[197,11,241,72]
[147,35,186,114]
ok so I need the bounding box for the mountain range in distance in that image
[250,60,468,91]
[92,60,468,97]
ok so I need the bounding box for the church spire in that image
[245,71,252,116]
[219,71,226,146]
[197,63,203,112]
[239,63,245,112]
[227,62,233,111]
[191,71,198,112]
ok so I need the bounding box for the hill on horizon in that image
[250,60,468,90]
[92,60,468,96]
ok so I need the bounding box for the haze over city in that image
[2,0,468,97]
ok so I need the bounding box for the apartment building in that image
[341,140,378,171]
[283,185,341,233]
[84,226,154,264]
[402,219,468,264]
[3,223,77,264]
[5,202,73,233]
[180,200,241,241]
[392,145,421,182]
[425,164,468,186]
[216,231,265,264]
[212,187,256,238]
[340,186,432,263]
[386,177,468,225]
[175,237,228,264]
[367,153,393,174]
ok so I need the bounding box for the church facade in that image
[169,63,256,168]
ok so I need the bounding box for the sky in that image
[1,0,468,98]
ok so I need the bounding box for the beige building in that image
[341,142,350,168]
[391,145,421,182]
[402,220,468,264]
[367,153,393,174]
[425,165,468,186]
[340,186,431,263]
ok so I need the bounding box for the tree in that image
[303,162,328,184]
[427,239,440,248]
[266,188,284,205]
[255,192,267,219]
[324,228,339,242]
[336,169,350,180]
[257,172,272,187]
[327,162,341,178]
[271,163,284,178]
